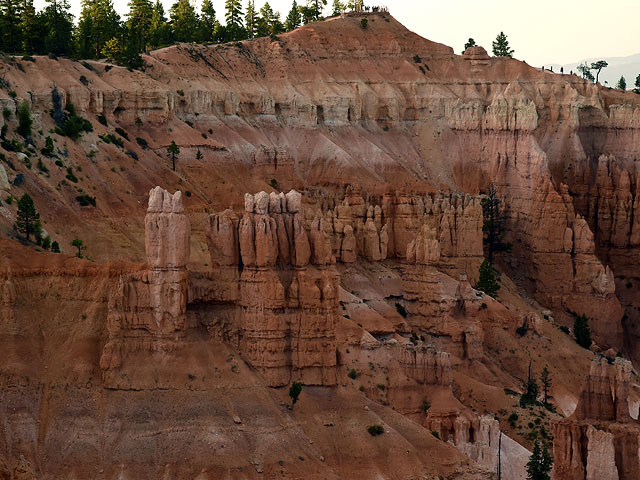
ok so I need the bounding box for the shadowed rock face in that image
[552,358,640,480]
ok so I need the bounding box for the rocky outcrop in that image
[101,188,190,388]
[552,358,640,480]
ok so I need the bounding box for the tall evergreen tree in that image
[526,441,553,480]
[462,37,476,53]
[127,0,153,52]
[590,60,608,84]
[170,0,199,43]
[244,0,256,38]
[148,0,172,48]
[284,0,301,31]
[76,0,121,58]
[256,2,283,37]
[573,314,591,349]
[616,76,626,91]
[307,0,326,20]
[167,140,179,171]
[42,0,74,56]
[481,183,511,264]
[15,193,41,242]
[540,367,552,406]
[1,0,24,53]
[20,0,39,54]
[199,0,216,42]
[224,0,244,41]
[475,259,500,298]
[492,31,514,58]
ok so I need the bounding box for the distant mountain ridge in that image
[547,52,640,88]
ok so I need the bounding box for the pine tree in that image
[17,101,32,137]
[475,259,500,297]
[148,0,172,48]
[521,361,539,406]
[127,0,153,52]
[481,184,511,264]
[307,0,326,21]
[20,0,39,54]
[1,0,24,53]
[462,37,476,53]
[590,60,608,84]
[256,3,283,37]
[76,0,121,58]
[244,0,256,38]
[199,0,216,42]
[540,366,552,406]
[289,381,302,407]
[284,0,301,31]
[492,31,514,58]
[170,0,199,43]
[331,0,343,15]
[51,240,60,253]
[526,440,552,480]
[635,74,640,93]
[577,62,594,81]
[167,140,179,171]
[573,314,591,349]
[616,76,626,91]
[15,193,41,242]
[42,0,74,56]
[224,0,245,41]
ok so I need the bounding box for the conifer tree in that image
[76,0,121,58]
[331,0,343,15]
[284,0,301,31]
[475,259,500,297]
[148,0,171,48]
[526,440,552,480]
[289,381,302,407]
[492,31,514,58]
[15,193,41,242]
[577,62,595,81]
[43,0,74,56]
[573,314,591,349]
[540,367,552,406]
[462,37,476,53]
[127,0,153,52]
[481,183,511,264]
[1,0,24,53]
[167,140,179,171]
[244,0,256,38]
[17,101,32,137]
[256,3,283,37]
[616,76,626,91]
[590,60,608,84]
[307,0,326,21]
[635,74,640,93]
[224,0,245,41]
[170,0,199,43]
[20,0,39,54]
[199,0,216,42]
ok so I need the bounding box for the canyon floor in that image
[1,11,640,480]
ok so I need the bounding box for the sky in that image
[33,0,640,67]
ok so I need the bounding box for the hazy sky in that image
[33,0,640,66]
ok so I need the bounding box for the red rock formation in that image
[553,358,640,480]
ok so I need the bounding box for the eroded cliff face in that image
[1,10,640,480]
[553,358,640,480]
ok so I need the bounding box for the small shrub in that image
[431,431,440,439]
[270,178,278,189]
[65,167,78,183]
[508,412,519,423]
[376,384,385,391]
[51,241,60,253]
[516,324,528,337]
[126,149,138,160]
[421,399,431,412]
[54,159,63,167]
[367,425,384,436]
[413,55,422,63]
[8,90,17,98]
[185,191,191,197]
[2,107,12,119]
[97,114,107,126]
[76,194,96,207]
[177,89,184,96]
[559,325,570,335]
[5,195,13,205]
[115,127,129,140]
[41,136,54,156]
[347,369,359,379]
[41,236,51,250]
[395,302,407,318]
[626,281,632,288]
[289,381,302,406]
[81,61,94,71]
[360,18,368,29]
[79,75,89,86]
[105,65,113,72]
[136,137,149,149]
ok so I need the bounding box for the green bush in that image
[65,167,78,183]
[76,194,96,207]
[360,18,368,29]
[17,102,32,137]
[97,114,107,126]
[574,314,592,349]
[367,424,384,436]
[347,368,359,379]
[475,259,500,297]
[56,105,93,140]
[41,136,54,156]
[136,137,149,149]
[115,127,129,140]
